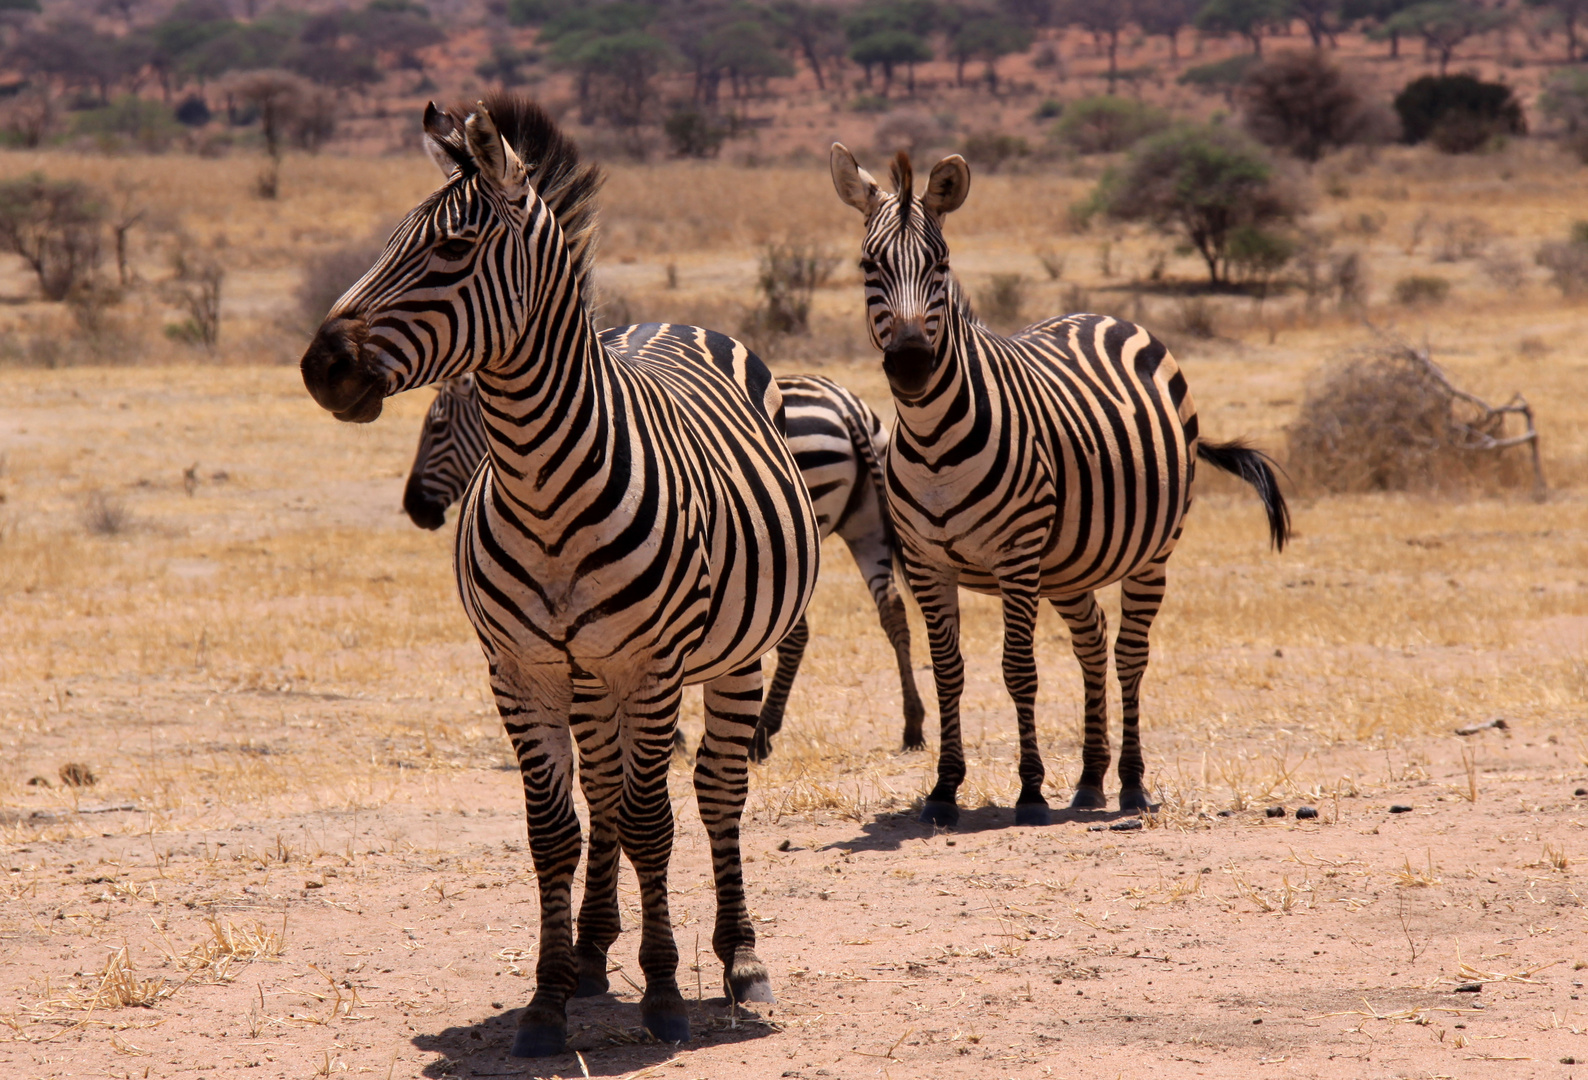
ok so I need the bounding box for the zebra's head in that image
[302,96,600,424]
[404,374,484,530]
[830,143,970,399]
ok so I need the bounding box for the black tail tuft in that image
[1196,439,1291,551]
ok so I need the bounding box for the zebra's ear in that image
[923,155,970,219]
[830,142,881,217]
[422,101,464,180]
[465,103,528,196]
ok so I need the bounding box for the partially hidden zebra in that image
[830,144,1290,826]
[403,370,927,759]
[299,93,821,1057]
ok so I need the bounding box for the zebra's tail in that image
[1196,439,1291,552]
[837,398,899,554]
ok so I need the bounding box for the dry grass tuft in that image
[57,762,96,787]
[81,947,178,1010]
[1287,343,1541,494]
[82,491,131,536]
[178,916,286,982]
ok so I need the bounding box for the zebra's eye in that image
[436,238,475,261]
[859,257,878,274]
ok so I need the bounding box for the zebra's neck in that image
[474,212,611,518]
[891,283,979,438]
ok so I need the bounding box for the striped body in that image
[403,369,925,756]
[300,95,819,1056]
[831,145,1288,825]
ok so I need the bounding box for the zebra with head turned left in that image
[299,93,820,1057]
[402,368,928,758]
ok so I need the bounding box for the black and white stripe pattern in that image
[401,369,926,757]
[831,145,1290,826]
[300,94,820,1058]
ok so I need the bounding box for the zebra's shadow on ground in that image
[826,804,1151,852]
[413,996,774,1077]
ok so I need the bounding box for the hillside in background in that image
[0,0,1585,163]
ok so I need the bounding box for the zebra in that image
[829,144,1290,827]
[402,370,927,759]
[299,93,821,1057]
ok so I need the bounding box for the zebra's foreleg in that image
[999,577,1049,826]
[1116,560,1168,812]
[845,531,926,751]
[569,678,621,997]
[697,662,774,1005]
[615,673,689,1045]
[913,574,966,827]
[497,676,582,1059]
[750,616,808,763]
[1052,592,1112,811]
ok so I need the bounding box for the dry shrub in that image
[744,242,837,337]
[83,490,130,536]
[58,762,95,787]
[81,947,177,1010]
[977,273,1026,332]
[298,240,386,330]
[1393,274,1449,306]
[1169,297,1218,339]
[1433,217,1492,262]
[1287,346,1539,494]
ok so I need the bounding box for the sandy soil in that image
[4,711,1588,1080]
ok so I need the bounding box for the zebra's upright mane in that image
[432,92,604,308]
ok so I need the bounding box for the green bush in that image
[961,131,1028,172]
[1052,95,1170,154]
[1089,124,1306,285]
[1393,74,1525,153]
[72,97,184,152]
[663,108,727,158]
[1033,98,1064,120]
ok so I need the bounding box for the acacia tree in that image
[948,9,1031,92]
[1061,0,1130,91]
[1527,0,1588,61]
[225,69,313,198]
[1241,50,1376,162]
[1135,0,1198,62]
[1094,124,1307,285]
[1196,0,1291,55]
[1379,0,1508,75]
[0,174,105,301]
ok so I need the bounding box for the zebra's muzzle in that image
[301,317,386,424]
[882,326,936,400]
[403,476,447,530]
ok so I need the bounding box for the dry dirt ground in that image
[1,357,1585,1080]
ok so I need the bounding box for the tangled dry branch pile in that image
[1286,338,1545,496]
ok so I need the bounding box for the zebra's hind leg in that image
[913,575,966,826]
[569,678,621,997]
[1116,559,1169,812]
[999,576,1049,826]
[698,662,774,1006]
[750,616,808,763]
[1052,593,1112,811]
[842,529,927,751]
[497,675,582,1059]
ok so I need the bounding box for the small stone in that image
[1217,810,1235,817]
[1110,819,1143,832]
[1088,824,1105,832]
[1455,983,1482,993]
[1562,1057,1578,1065]
[1295,806,1319,819]
[777,839,791,852]
[1265,806,1286,818]
[1389,805,1413,813]
[1252,1018,1263,1024]
[491,1002,504,1009]
[945,840,956,847]
[1575,789,1587,797]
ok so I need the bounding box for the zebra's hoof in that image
[727,953,775,1004]
[901,726,926,752]
[1069,786,1107,810]
[919,799,959,827]
[1014,801,1051,827]
[748,729,772,764]
[1119,787,1152,812]
[510,1022,567,1058]
[573,972,609,998]
[641,995,690,1044]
